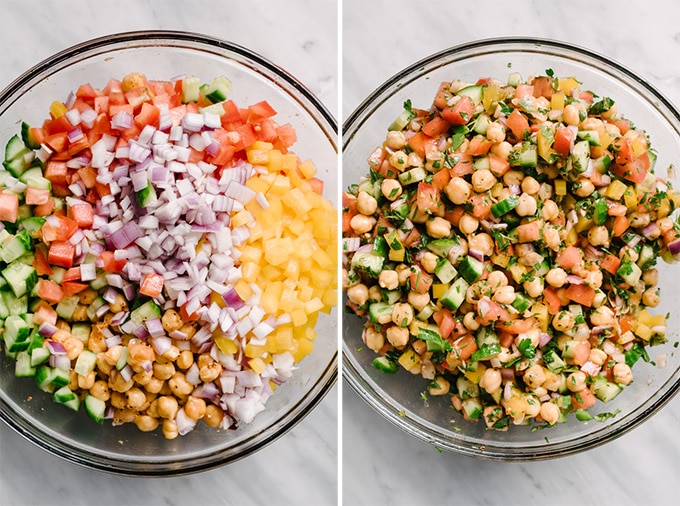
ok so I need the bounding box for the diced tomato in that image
[407,131,430,158]
[307,177,324,195]
[221,99,244,124]
[611,215,630,237]
[468,194,492,219]
[44,115,73,135]
[433,309,456,340]
[48,240,76,269]
[433,81,454,110]
[37,279,64,305]
[32,247,53,276]
[571,388,597,410]
[233,123,257,151]
[62,282,89,297]
[476,298,510,326]
[565,283,596,307]
[134,102,160,128]
[542,287,562,315]
[415,182,442,214]
[449,153,474,177]
[422,115,451,137]
[42,215,78,242]
[139,272,165,298]
[254,118,278,142]
[44,160,69,185]
[553,126,575,157]
[450,334,478,362]
[247,100,277,123]
[99,250,126,273]
[69,202,94,228]
[440,96,475,125]
[33,197,55,217]
[488,154,510,176]
[409,270,433,294]
[499,317,538,335]
[275,123,297,150]
[466,135,493,156]
[62,267,82,283]
[531,76,554,99]
[601,254,621,275]
[506,109,530,139]
[556,245,583,270]
[76,83,98,101]
[180,303,200,322]
[514,84,535,99]
[32,303,57,326]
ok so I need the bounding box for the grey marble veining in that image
[342,1,680,505]
[0,1,337,505]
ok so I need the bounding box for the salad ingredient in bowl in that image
[1,71,337,438]
[343,70,679,430]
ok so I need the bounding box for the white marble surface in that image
[0,1,338,505]
[342,1,680,506]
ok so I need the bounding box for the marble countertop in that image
[342,1,679,506]
[0,1,337,505]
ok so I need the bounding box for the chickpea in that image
[467,233,494,257]
[566,371,587,392]
[541,199,560,222]
[104,345,124,366]
[613,363,633,385]
[381,178,403,201]
[642,288,660,307]
[156,395,179,419]
[471,169,496,193]
[113,408,137,425]
[541,225,561,252]
[407,152,423,167]
[168,372,194,397]
[642,268,659,287]
[134,415,159,433]
[458,213,479,235]
[487,270,508,289]
[144,376,165,394]
[479,368,502,394]
[519,251,544,267]
[133,369,153,386]
[658,217,674,234]
[589,348,608,366]
[391,302,414,328]
[349,214,376,235]
[204,404,225,428]
[521,176,540,195]
[109,293,128,313]
[396,264,412,286]
[587,225,610,247]
[388,150,409,171]
[87,325,108,353]
[492,285,516,305]
[553,311,576,332]
[90,380,111,402]
[122,72,147,92]
[197,354,222,383]
[153,361,176,381]
[125,387,147,409]
[572,180,595,198]
[78,288,98,305]
[563,104,580,126]
[523,277,544,298]
[162,420,179,440]
[161,309,183,333]
[385,326,410,349]
[362,326,385,352]
[491,141,512,161]
[407,290,430,312]
[486,121,506,143]
[175,350,194,370]
[356,191,378,215]
[385,130,406,150]
[419,252,438,274]
[368,285,382,303]
[71,305,88,322]
[540,402,561,425]
[523,364,547,389]
[62,336,84,361]
[425,216,450,239]
[428,376,451,396]
[629,212,651,229]
[127,341,155,370]
[77,370,96,390]
[109,369,134,393]
[515,328,540,349]
[590,306,615,327]
[585,269,603,289]
[524,395,541,418]
[347,283,369,306]
[543,371,563,392]
[516,193,537,217]
[604,122,621,136]
[184,396,207,420]
[463,311,480,331]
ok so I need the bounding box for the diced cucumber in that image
[456,84,484,105]
[2,290,28,316]
[4,134,30,166]
[434,257,457,284]
[56,295,81,320]
[576,129,601,146]
[456,376,480,400]
[74,349,97,376]
[388,109,415,132]
[1,261,37,298]
[30,346,51,367]
[19,166,51,190]
[473,156,490,171]
[592,376,623,402]
[19,216,46,238]
[35,365,70,392]
[48,266,67,284]
[130,299,162,324]
[372,356,399,374]
[368,302,393,324]
[86,296,107,321]
[84,394,106,424]
[115,346,129,371]
[181,76,201,103]
[592,196,608,226]
[490,195,519,218]
[198,76,232,104]
[507,72,523,87]
[425,237,459,257]
[510,143,538,168]
[511,292,532,313]
[4,314,31,353]
[458,255,484,284]
[0,229,33,264]
[397,166,427,186]
[350,249,384,279]
[637,244,655,270]
[543,348,567,372]
[616,257,642,286]
[135,180,158,208]
[15,350,37,377]
[53,386,81,411]
[381,289,402,305]
[461,397,483,420]
[70,322,91,344]
[471,113,491,135]
[89,270,109,291]
[567,140,590,176]
[575,409,593,421]
[438,277,469,311]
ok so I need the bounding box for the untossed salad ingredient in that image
[343,71,679,429]
[1,72,337,438]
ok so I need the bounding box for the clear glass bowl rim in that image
[0,29,338,476]
[342,36,680,461]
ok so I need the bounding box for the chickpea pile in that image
[343,72,679,429]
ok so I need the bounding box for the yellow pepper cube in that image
[304,297,325,315]
[264,237,294,266]
[291,308,308,327]
[551,92,565,110]
[278,288,298,313]
[246,149,270,166]
[245,342,267,359]
[241,261,260,283]
[215,336,238,354]
[269,174,292,196]
[292,337,314,363]
[248,357,267,375]
[464,362,487,384]
[605,179,628,200]
[310,267,333,289]
[274,326,294,351]
[245,175,272,195]
[282,187,313,216]
[234,279,254,301]
[554,179,567,196]
[283,258,301,281]
[231,209,252,228]
[298,158,317,179]
[312,247,334,271]
[398,348,421,371]
[267,149,283,173]
[50,101,68,118]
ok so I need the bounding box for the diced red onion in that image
[46,340,67,355]
[111,111,134,130]
[50,354,72,370]
[669,239,680,256]
[119,364,134,383]
[38,322,58,337]
[151,336,172,356]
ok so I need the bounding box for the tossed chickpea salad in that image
[343,70,680,429]
[1,73,337,438]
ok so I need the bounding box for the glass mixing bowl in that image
[342,37,680,460]
[0,30,338,475]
